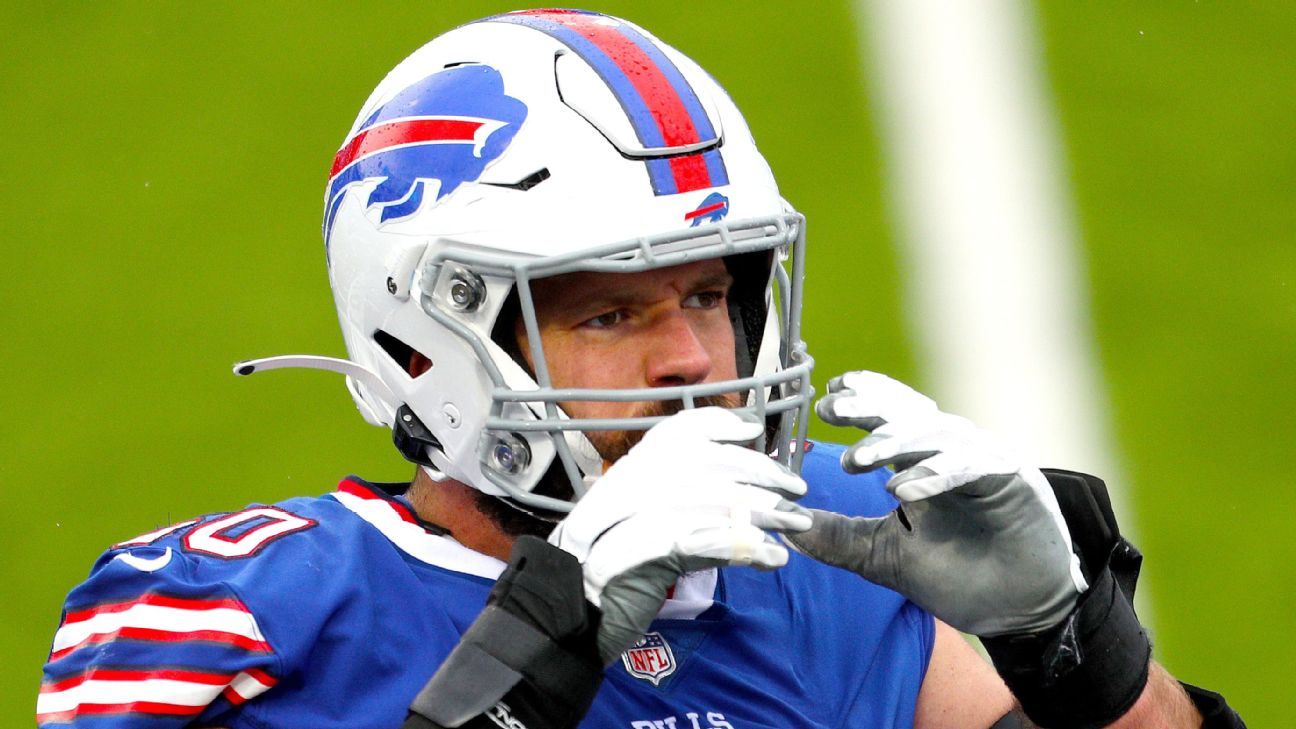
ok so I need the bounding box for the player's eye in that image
[582,310,626,329]
[683,290,726,309]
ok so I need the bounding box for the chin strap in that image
[233,354,399,424]
[234,354,580,516]
[235,355,462,478]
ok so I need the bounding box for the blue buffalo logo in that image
[323,64,527,246]
[683,192,729,227]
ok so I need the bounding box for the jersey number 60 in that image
[116,507,317,560]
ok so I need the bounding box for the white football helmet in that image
[237,9,812,514]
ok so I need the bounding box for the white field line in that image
[852,0,1146,615]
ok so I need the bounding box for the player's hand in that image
[789,371,1088,637]
[549,407,811,664]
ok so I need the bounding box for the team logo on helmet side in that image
[621,631,677,686]
[684,192,729,227]
[323,64,527,248]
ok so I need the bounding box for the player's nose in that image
[644,309,712,388]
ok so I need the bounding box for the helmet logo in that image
[324,64,527,246]
[683,192,729,227]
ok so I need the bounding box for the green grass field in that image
[4,2,1292,724]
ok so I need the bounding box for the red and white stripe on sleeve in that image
[37,664,276,721]
[48,593,271,661]
[39,593,277,725]
[36,667,276,724]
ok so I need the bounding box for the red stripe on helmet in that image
[668,154,712,194]
[330,118,486,178]
[546,15,712,192]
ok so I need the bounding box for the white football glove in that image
[549,407,811,663]
[788,371,1088,637]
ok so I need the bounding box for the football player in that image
[39,9,1243,729]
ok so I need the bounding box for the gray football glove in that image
[788,371,1088,637]
[550,407,811,663]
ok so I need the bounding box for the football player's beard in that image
[586,392,746,465]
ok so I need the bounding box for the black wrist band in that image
[978,470,1152,729]
[983,562,1151,729]
[985,470,1244,729]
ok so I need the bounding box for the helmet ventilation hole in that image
[481,167,551,192]
[374,330,431,378]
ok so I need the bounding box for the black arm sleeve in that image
[403,536,605,729]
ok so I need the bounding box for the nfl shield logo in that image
[621,631,676,685]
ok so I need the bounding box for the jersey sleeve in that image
[38,523,283,727]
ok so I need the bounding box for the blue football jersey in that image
[39,442,933,728]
